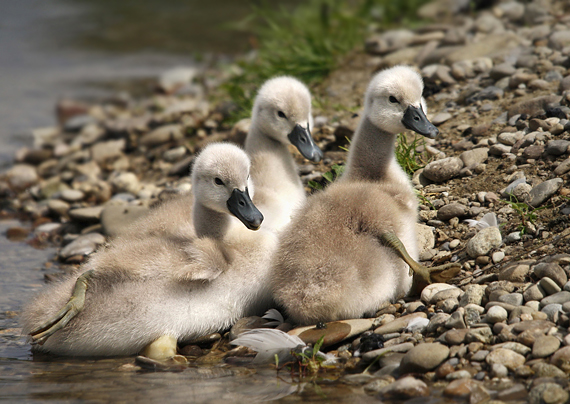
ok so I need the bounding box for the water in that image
[0,0,255,167]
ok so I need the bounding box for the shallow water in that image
[0,0,259,167]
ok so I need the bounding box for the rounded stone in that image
[529,383,569,404]
[459,148,488,168]
[6,164,39,190]
[59,233,106,260]
[528,178,563,207]
[399,343,450,374]
[546,139,570,156]
[541,304,562,322]
[538,277,562,296]
[421,284,459,304]
[499,264,529,283]
[524,284,545,302]
[422,157,464,183]
[437,203,468,221]
[60,189,85,202]
[534,263,568,288]
[378,376,429,399]
[485,348,525,371]
[491,363,508,378]
[466,226,502,258]
[550,346,570,372]
[541,291,570,307]
[485,306,508,323]
[110,172,141,194]
[532,335,561,358]
[498,293,524,306]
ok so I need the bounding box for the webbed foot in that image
[29,270,95,345]
[377,232,461,296]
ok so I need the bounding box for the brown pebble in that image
[179,345,203,357]
[6,227,30,241]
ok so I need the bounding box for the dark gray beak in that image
[402,105,439,139]
[227,188,263,230]
[287,124,323,163]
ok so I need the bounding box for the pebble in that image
[528,383,569,404]
[437,203,468,221]
[374,313,427,335]
[361,342,414,362]
[498,292,524,306]
[6,164,38,190]
[466,226,502,258]
[422,157,464,183]
[538,278,561,295]
[499,264,529,283]
[378,376,429,399]
[421,284,459,304]
[399,343,449,374]
[533,263,568,288]
[485,306,508,323]
[59,233,106,260]
[485,348,525,371]
[60,189,85,203]
[528,178,563,207]
[540,291,570,308]
[68,206,104,222]
[532,335,560,358]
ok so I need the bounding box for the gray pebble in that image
[546,139,570,156]
[399,343,449,373]
[523,284,545,302]
[498,293,524,306]
[541,304,563,322]
[528,178,563,207]
[540,291,570,307]
[422,157,464,183]
[485,305,508,323]
[466,226,502,258]
[538,277,561,295]
[59,233,106,260]
[437,203,468,221]
[532,335,560,358]
[533,263,568,288]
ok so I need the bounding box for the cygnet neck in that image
[245,125,301,186]
[342,116,398,182]
[193,202,229,239]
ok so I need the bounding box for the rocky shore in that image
[2,0,570,402]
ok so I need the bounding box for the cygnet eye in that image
[389,96,399,104]
[214,177,224,186]
[277,111,287,119]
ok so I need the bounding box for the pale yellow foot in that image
[141,335,182,361]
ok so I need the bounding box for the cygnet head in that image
[192,143,263,230]
[252,76,323,162]
[365,65,438,139]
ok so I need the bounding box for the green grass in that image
[396,133,432,176]
[504,194,546,235]
[223,0,431,122]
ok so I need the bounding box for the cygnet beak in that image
[288,124,323,163]
[227,188,264,230]
[402,105,439,139]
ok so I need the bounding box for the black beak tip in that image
[311,150,323,163]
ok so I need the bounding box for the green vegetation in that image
[308,164,345,190]
[277,335,332,376]
[224,0,430,122]
[396,133,432,176]
[505,194,546,235]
